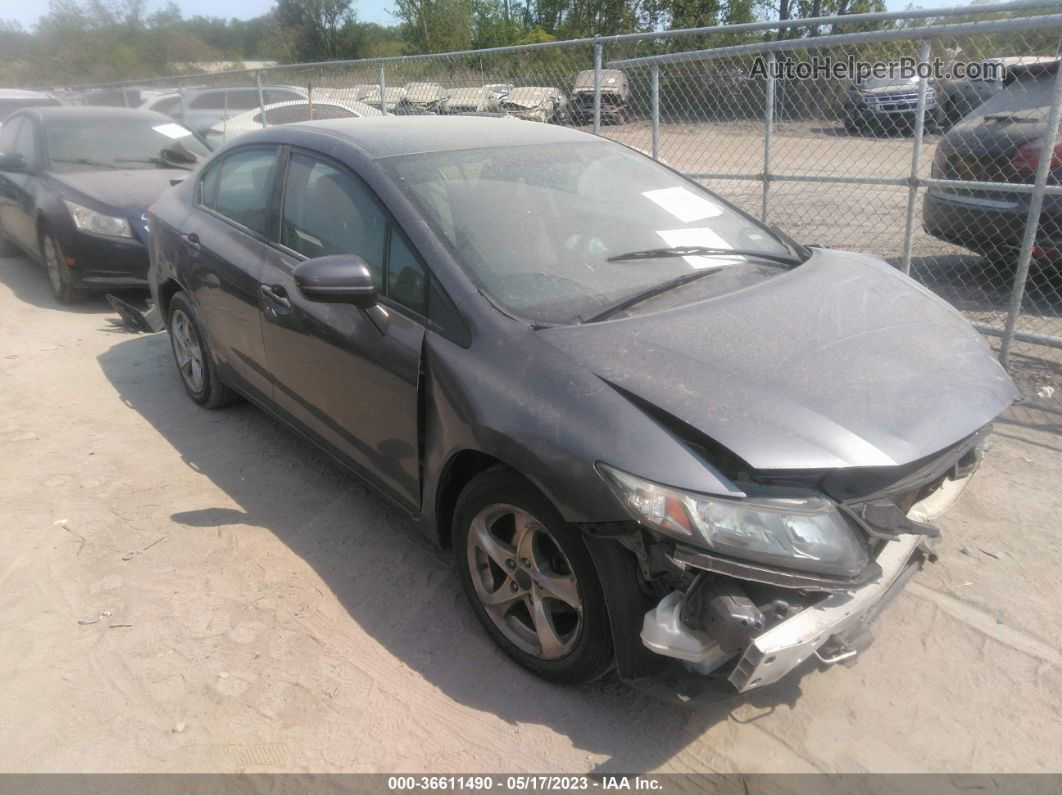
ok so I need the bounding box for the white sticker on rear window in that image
[643,187,722,223]
[657,227,741,268]
[152,123,191,139]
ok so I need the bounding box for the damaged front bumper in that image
[728,533,921,690]
[642,533,925,691]
[639,468,975,692]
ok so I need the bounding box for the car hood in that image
[49,168,189,213]
[538,250,1017,471]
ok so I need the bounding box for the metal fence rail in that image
[50,0,1062,364]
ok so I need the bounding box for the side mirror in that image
[294,255,377,308]
[0,153,27,172]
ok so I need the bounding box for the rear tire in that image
[167,291,239,408]
[454,468,614,685]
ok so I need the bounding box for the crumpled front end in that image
[624,431,986,692]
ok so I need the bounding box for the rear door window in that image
[200,147,281,237]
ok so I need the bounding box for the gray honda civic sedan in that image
[148,116,1016,690]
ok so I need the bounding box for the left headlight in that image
[597,463,870,578]
[63,200,133,239]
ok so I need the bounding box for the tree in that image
[274,0,358,61]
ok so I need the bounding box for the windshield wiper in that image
[607,246,801,266]
[114,157,193,171]
[50,158,119,169]
[581,266,727,323]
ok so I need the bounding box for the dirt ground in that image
[1,246,1061,775]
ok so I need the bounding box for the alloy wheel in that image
[170,308,205,394]
[466,504,583,660]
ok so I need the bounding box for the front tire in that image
[167,291,239,408]
[454,468,613,685]
[41,231,79,304]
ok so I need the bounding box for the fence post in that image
[593,41,603,134]
[177,84,187,124]
[762,52,775,223]
[901,39,932,276]
[379,62,388,115]
[999,62,1062,364]
[651,64,660,161]
[255,71,268,127]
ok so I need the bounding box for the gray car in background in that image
[172,85,309,135]
[0,89,61,124]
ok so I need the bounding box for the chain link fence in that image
[51,0,1062,369]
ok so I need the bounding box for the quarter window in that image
[200,147,280,236]
[387,228,427,315]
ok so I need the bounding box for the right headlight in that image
[597,463,870,578]
[63,200,133,239]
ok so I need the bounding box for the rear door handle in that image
[180,232,200,255]
[260,283,291,311]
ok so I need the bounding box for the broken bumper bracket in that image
[727,533,923,692]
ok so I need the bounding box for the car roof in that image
[215,99,383,125]
[290,115,595,158]
[0,89,55,99]
[20,106,177,125]
[185,84,304,95]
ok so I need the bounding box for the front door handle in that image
[260,283,291,311]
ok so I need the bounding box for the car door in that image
[0,116,40,252]
[259,149,428,509]
[182,145,282,402]
[0,117,24,245]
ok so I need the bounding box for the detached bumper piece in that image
[105,294,165,333]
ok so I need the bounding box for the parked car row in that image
[51,72,630,131]
[839,56,1060,136]
[0,102,1018,694]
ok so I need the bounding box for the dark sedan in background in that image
[148,116,1015,692]
[924,61,1061,264]
[0,106,210,302]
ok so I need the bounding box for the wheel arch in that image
[156,277,185,327]
[434,449,561,551]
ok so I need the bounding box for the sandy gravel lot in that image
[1,247,1061,775]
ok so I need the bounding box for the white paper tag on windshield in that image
[153,123,190,139]
[657,228,742,268]
[643,187,723,223]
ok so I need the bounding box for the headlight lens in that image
[63,200,133,239]
[598,464,870,578]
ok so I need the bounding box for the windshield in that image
[385,141,798,324]
[44,117,210,172]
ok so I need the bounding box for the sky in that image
[2,0,974,33]
[2,0,397,29]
